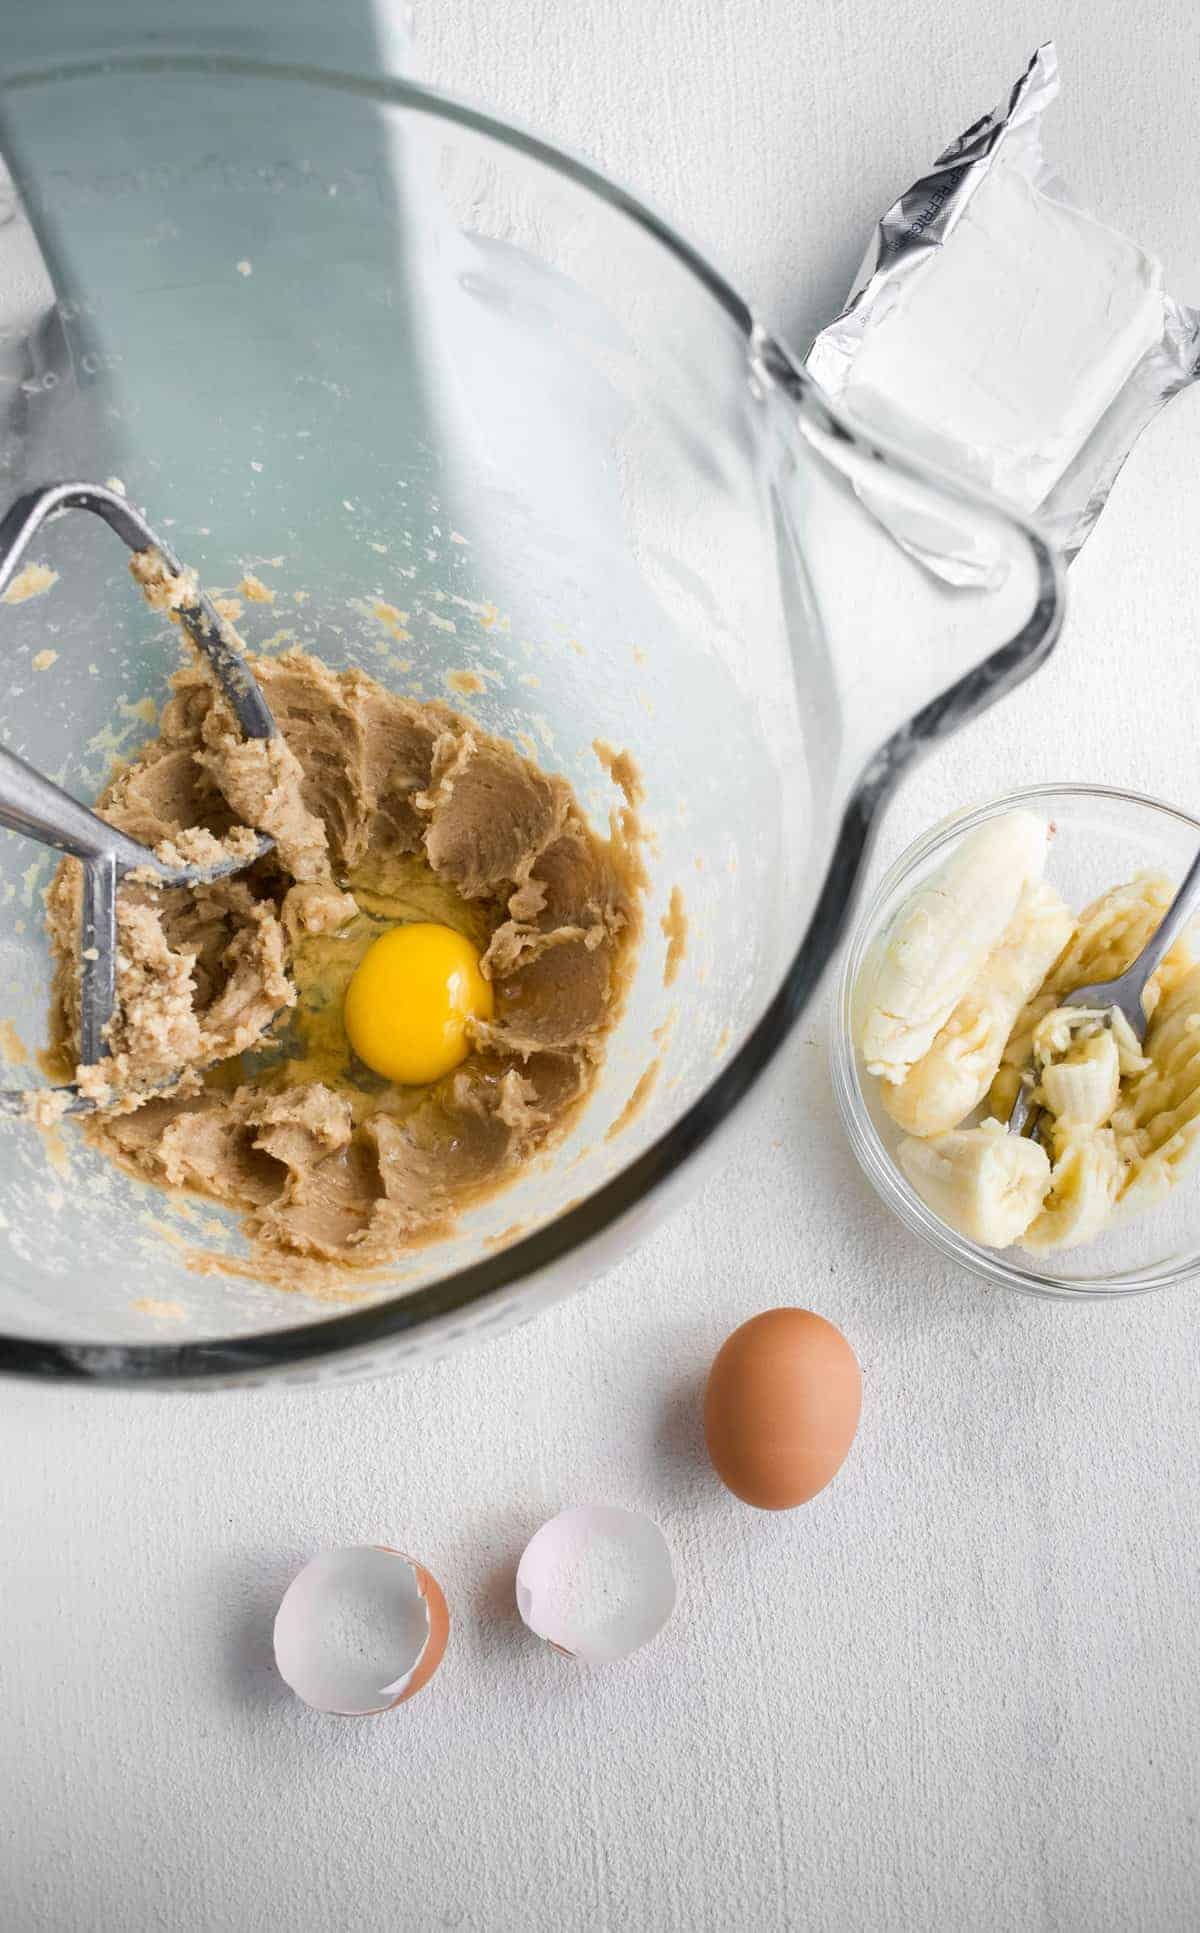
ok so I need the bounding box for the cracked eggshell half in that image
[273,1544,449,1715]
[516,1505,675,1665]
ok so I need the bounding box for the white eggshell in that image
[516,1505,675,1665]
[273,1545,449,1715]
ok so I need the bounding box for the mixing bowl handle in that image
[751,330,1066,810]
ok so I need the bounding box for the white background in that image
[6,3,1200,1928]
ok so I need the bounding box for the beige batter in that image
[46,630,644,1276]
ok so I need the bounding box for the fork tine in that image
[1007,1077,1039,1139]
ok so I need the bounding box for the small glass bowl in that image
[831,783,1200,1300]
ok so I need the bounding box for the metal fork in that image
[1008,847,1200,1137]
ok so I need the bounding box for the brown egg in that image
[703,1307,862,1509]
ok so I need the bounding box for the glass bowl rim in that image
[831,780,1200,1302]
[0,54,1059,1383]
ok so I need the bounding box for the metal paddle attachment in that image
[0,483,277,1116]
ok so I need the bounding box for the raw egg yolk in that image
[343,922,494,1085]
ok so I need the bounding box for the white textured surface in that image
[6,4,1200,1928]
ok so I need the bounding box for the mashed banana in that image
[860,821,1200,1254]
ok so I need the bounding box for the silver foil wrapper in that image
[808,43,1200,577]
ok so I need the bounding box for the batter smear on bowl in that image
[45,631,644,1280]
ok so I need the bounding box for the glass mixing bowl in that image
[0,57,1062,1384]
[832,785,1200,1299]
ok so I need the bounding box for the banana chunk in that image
[1037,1027,1121,1129]
[898,1120,1051,1247]
[862,812,1049,1086]
[883,878,1072,1136]
[1001,873,1185,1073]
[1021,1126,1123,1251]
[1114,962,1200,1212]
[865,841,1200,1257]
